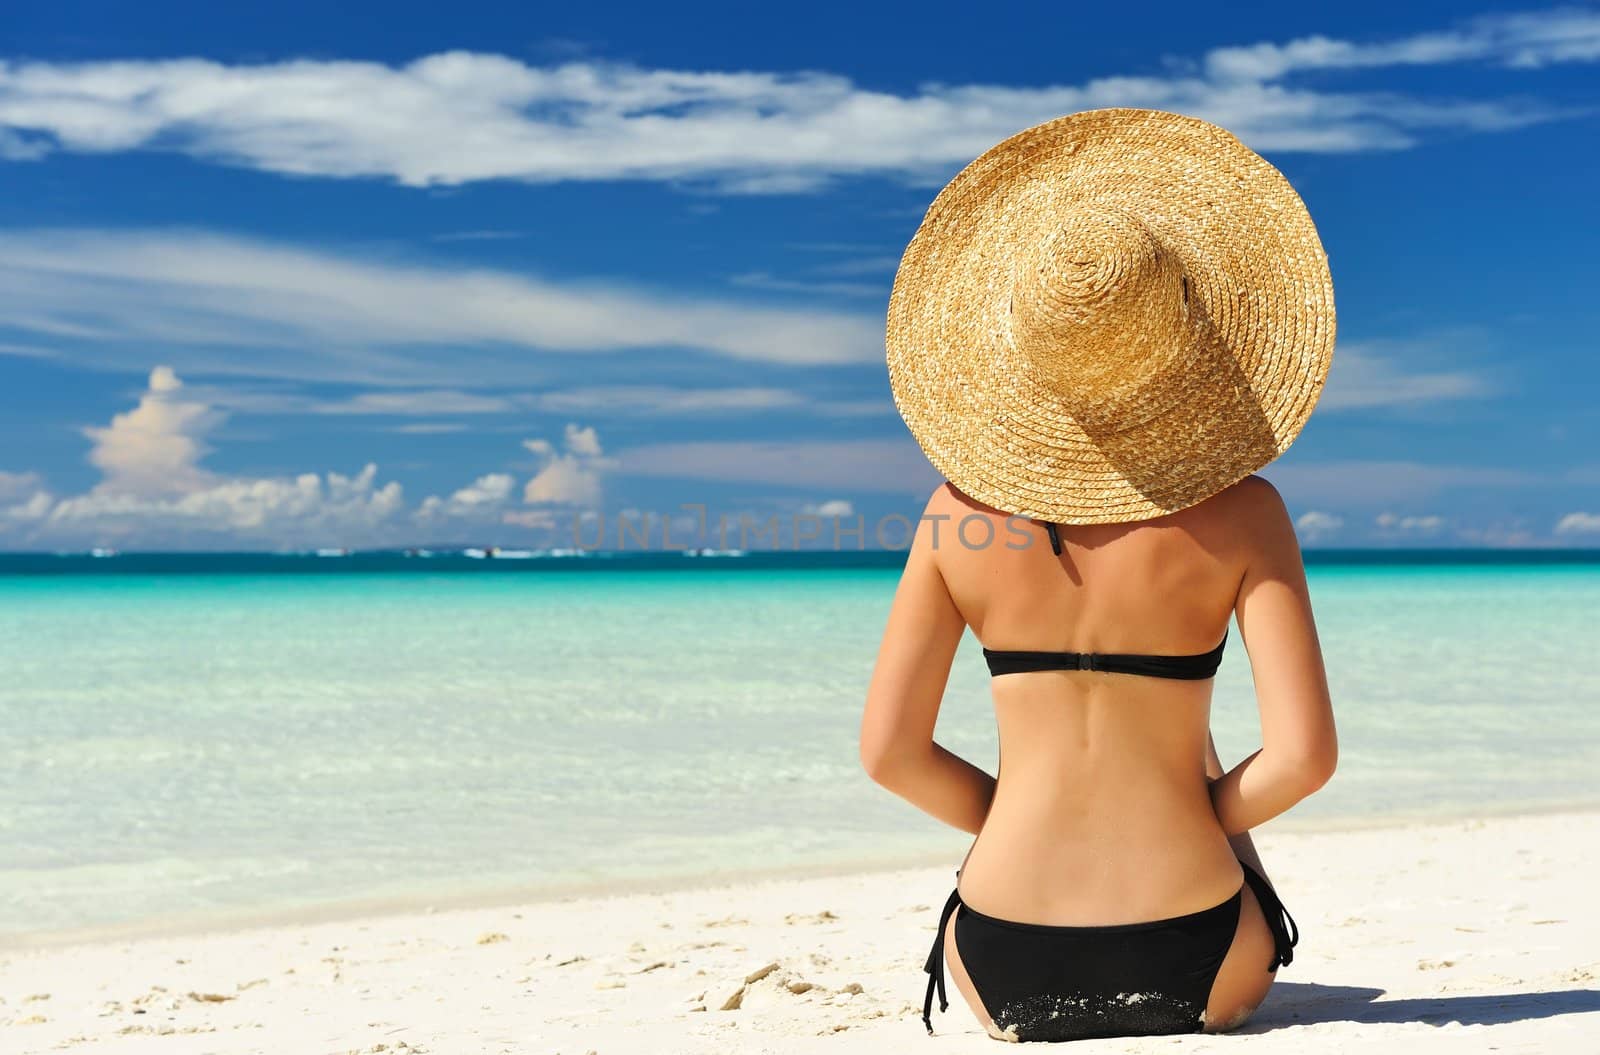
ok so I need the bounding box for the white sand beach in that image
[3,810,1597,1054]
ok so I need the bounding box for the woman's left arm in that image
[858,488,995,835]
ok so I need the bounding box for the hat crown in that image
[1009,208,1197,429]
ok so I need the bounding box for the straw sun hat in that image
[886,107,1336,524]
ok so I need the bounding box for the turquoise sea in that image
[2,550,1598,941]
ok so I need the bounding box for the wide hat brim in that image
[886,107,1336,524]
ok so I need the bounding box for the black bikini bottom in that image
[922,861,1298,1042]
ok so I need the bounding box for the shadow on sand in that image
[1240,981,1600,1032]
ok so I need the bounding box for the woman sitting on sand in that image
[860,108,1338,1042]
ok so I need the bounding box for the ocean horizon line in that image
[3,545,1600,576]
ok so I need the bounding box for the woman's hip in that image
[956,816,1245,926]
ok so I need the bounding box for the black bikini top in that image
[981,521,1228,681]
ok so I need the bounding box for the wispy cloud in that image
[387,422,471,435]
[725,270,885,298]
[1205,8,1600,80]
[429,229,525,243]
[0,229,881,377]
[1554,511,1600,535]
[0,229,1510,411]
[2,10,1595,190]
[179,385,523,416]
[1294,509,1345,541]
[1319,336,1499,411]
[809,255,901,277]
[0,340,61,360]
[528,385,807,415]
[179,380,827,419]
[1374,511,1447,534]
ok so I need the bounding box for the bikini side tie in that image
[922,881,963,1034]
[1239,863,1300,970]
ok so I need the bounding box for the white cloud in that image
[0,372,899,548]
[79,364,223,496]
[411,425,611,525]
[1375,511,1446,533]
[42,462,404,542]
[562,423,602,459]
[522,423,610,507]
[0,11,1594,191]
[524,458,602,507]
[1,366,406,547]
[1294,510,1344,539]
[1554,512,1600,535]
[803,499,856,518]
[415,472,516,520]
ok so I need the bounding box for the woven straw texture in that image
[886,107,1336,524]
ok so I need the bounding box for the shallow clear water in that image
[1,557,1597,937]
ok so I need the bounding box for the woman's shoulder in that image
[1183,474,1300,571]
[927,480,1017,519]
[1169,473,1288,525]
[1225,472,1285,506]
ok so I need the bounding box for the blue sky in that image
[1,1,1597,550]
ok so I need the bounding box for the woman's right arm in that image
[1208,476,1338,835]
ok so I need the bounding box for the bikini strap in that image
[922,881,963,1034]
[1238,862,1300,971]
[1043,521,1062,556]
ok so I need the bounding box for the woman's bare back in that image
[928,475,1284,1032]
[933,477,1250,922]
